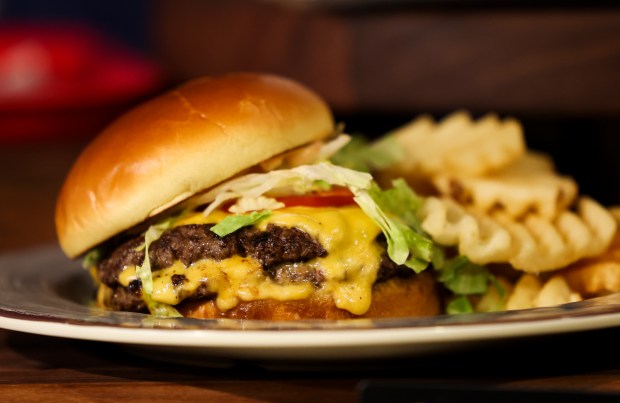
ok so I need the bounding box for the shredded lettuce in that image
[142,294,183,318]
[437,255,489,295]
[82,247,103,270]
[135,220,171,295]
[490,274,507,300]
[191,162,374,216]
[437,255,507,314]
[211,210,272,237]
[446,295,475,315]
[330,135,405,172]
[134,218,182,317]
[314,132,352,162]
[228,196,283,214]
[430,244,446,272]
[313,179,332,191]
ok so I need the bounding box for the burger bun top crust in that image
[55,73,335,258]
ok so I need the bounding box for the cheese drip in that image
[118,206,384,315]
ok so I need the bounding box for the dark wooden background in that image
[153,1,620,117]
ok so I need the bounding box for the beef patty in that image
[97,223,413,312]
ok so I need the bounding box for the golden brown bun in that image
[56,73,334,258]
[176,273,440,320]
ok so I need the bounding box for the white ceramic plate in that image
[2,245,620,365]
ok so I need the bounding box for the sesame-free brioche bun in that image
[56,73,335,258]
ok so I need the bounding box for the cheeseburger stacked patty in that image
[55,73,440,320]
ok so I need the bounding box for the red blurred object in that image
[0,23,163,141]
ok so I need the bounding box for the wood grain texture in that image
[3,327,620,402]
[152,1,620,116]
[0,330,359,402]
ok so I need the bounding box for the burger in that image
[55,72,440,320]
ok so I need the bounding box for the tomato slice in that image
[276,187,355,208]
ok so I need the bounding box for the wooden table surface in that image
[3,139,620,402]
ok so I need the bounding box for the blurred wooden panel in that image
[152,1,620,116]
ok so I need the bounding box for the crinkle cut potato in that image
[369,111,619,313]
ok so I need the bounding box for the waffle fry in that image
[432,152,578,220]
[505,274,542,310]
[390,111,525,177]
[506,274,582,310]
[563,214,620,296]
[475,276,513,312]
[419,196,617,272]
[536,275,583,307]
[420,197,513,264]
[384,114,434,175]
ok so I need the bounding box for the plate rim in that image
[2,244,620,356]
[3,309,620,348]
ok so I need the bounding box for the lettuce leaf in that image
[355,179,434,272]
[134,219,182,317]
[211,210,272,237]
[135,220,171,295]
[439,255,509,314]
[446,295,475,315]
[437,255,489,295]
[368,178,426,234]
[330,135,405,172]
[82,247,103,270]
[143,294,183,318]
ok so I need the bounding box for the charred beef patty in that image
[98,223,414,312]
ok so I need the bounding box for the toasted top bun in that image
[56,73,335,258]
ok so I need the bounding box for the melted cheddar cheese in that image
[118,206,384,315]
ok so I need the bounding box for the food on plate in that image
[419,196,615,272]
[55,72,440,320]
[378,111,525,177]
[335,111,619,313]
[563,219,620,297]
[505,274,582,310]
[431,152,578,220]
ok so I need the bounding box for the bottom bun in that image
[177,272,440,320]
